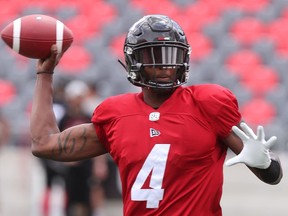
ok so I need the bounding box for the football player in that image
[30,15,282,215]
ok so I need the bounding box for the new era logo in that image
[150,128,160,137]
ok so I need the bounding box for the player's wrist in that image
[36,70,54,75]
[257,159,283,184]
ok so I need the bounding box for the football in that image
[0,14,74,59]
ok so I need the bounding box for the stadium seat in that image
[64,14,101,44]
[267,18,288,58]
[274,38,288,58]
[0,80,17,106]
[240,97,276,126]
[0,2,22,28]
[187,32,213,61]
[130,0,178,17]
[235,0,270,13]
[182,1,221,32]
[280,7,288,19]
[267,18,288,42]
[109,34,127,60]
[78,0,117,25]
[240,65,279,96]
[58,45,92,74]
[229,17,267,46]
[21,0,75,11]
[225,49,262,77]
[63,1,117,44]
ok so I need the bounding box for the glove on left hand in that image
[225,122,277,169]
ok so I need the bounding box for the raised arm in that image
[222,122,283,185]
[30,45,106,161]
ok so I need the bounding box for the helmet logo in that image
[157,37,170,41]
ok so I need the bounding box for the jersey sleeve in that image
[91,98,117,152]
[193,84,242,138]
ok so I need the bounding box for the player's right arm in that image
[30,45,107,161]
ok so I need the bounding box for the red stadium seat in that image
[229,17,267,46]
[64,1,117,44]
[267,18,288,58]
[109,34,126,60]
[0,80,16,106]
[183,2,221,32]
[240,65,279,96]
[240,97,276,126]
[64,15,100,44]
[0,2,22,27]
[21,0,72,11]
[187,32,213,61]
[130,0,178,17]
[78,0,117,25]
[267,18,288,42]
[58,45,92,74]
[202,0,238,12]
[131,0,220,33]
[274,39,288,58]
[156,1,222,34]
[282,8,288,20]
[225,49,262,77]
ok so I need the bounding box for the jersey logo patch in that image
[150,128,160,137]
[149,112,160,121]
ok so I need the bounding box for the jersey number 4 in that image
[131,144,170,208]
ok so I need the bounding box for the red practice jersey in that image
[91,84,241,216]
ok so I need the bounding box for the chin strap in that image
[118,59,127,72]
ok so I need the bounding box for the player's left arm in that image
[222,122,283,185]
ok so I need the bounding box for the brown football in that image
[0,14,74,59]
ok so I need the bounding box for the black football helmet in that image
[121,15,191,88]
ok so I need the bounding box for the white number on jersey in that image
[131,144,170,208]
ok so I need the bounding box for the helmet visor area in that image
[134,45,188,66]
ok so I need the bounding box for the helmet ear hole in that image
[128,63,143,82]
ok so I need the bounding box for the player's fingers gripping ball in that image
[0,14,73,59]
[36,45,62,74]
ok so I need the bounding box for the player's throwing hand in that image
[36,45,62,75]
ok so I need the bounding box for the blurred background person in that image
[40,80,108,216]
[0,109,10,148]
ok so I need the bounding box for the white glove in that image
[225,122,277,169]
